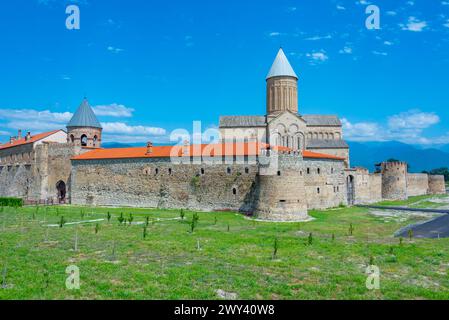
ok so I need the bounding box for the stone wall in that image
[71,157,260,212]
[344,168,382,204]
[428,175,446,194]
[369,174,382,203]
[0,142,84,202]
[407,173,429,197]
[0,143,34,199]
[303,158,346,209]
[34,143,84,202]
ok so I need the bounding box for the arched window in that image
[277,171,281,176]
[227,167,231,174]
[307,168,310,174]
[70,135,75,143]
[80,134,88,147]
[245,167,249,174]
[155,168,159,175]
[232,188,237,195]
[317,187,320,194]
[200,168,205,175]
[168,168,172,175]
[93,135,98,147]
[317,168,320,174]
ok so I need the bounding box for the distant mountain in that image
[102,142,139,148]
[348,141,449,172]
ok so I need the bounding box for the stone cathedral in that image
[0,48,445,221]
[219,48,349,167]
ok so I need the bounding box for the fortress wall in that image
[369,174,382,203]
[41,143,83,202]
[71,157,260,212]
[344,169,382,205]
[407,173,429,197]
[0,143,35,199]
[303,158,346,209]
[0,164,33,198]
[346,168,369,205]
[428,175,446,194]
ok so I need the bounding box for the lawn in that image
[0,195,448,300]
[375,194,448,208]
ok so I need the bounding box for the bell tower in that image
[67,98,103,148]
[266,48,299,115]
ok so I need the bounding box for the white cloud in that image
[339,46,353,54]
[0,130,11,136]
[336,5,346,10]
[304,34,332,41]
[400,16,427,32]
[0,109,72,123]
[356,0,371,5]
[306,50,329,64]
[101,122,166,136]
[443,1,449,5]
[388,110,439,130]
[0,103,141,136]
[444,20,449,28]
[0,108,71,132]
[61,75,71,80]
[286,6,297,12]
[342,118,382,141]
[107,46,124,53]
[407,1,414,5]
[92,103,134,117]
[268,32,281,37]
[386,11,397,16]
[383,41,394,46]
[342,110,444,145]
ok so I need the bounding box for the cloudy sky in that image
[0,0,448,146]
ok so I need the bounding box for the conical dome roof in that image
[67,98,102,129]
[266,48,298,80]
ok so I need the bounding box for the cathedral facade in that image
[0,49,445,221]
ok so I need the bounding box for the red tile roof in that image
[72,142,345,161]
[0,130,62,150]
[302,150,346,160]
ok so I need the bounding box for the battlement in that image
[381,161,408,171]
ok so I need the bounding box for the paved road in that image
[395,214,449,239]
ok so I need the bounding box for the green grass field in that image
[0,195,448,300]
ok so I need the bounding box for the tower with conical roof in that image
[266,48,299,115]
[67,98,103,148]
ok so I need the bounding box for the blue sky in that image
[0,0,449,145]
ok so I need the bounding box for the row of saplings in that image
[55,209,231,239]
[54,209,416,261]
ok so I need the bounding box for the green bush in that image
[0,197,23,207]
